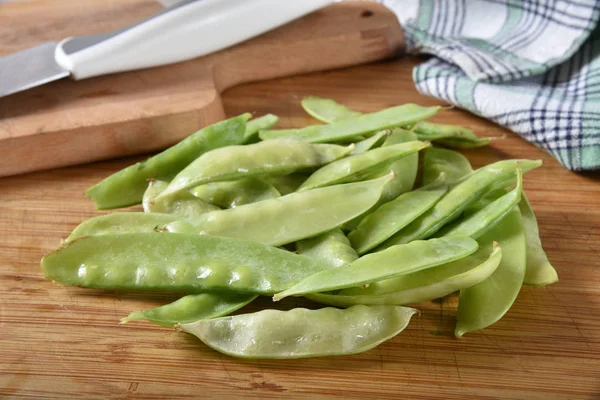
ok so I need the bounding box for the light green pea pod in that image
[519,195,558,286]
[296,228,358,268]
[455,208,526,337]
[158,139,352,198]
[273,236,478,301]
[143,180,220,217]
[243,114,279,143]
[348,179,448,255]
[376,159,542,250]
[307,243,501,307]
[259,104,440,143]
[178,305,417,359]
[166,174,393,247]
[263,174,309,195]
[42,233,330,295]
[298,141,429,192]
[121,293,257,327]
[413,121,502,148]
[190,178,280,209]
[422,147,473,186]
[85,114,251,210]
[300,96,362,123]
[351,130,389,154]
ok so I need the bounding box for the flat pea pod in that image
[243,114,279,143]
[300,96,362,123]
[190,178,280,209]
[519,194,558,286]
[422,147,473,186]
[296,228,358,268]
[263,174,309,195]
[259,104,440,143]
[455,208,526,337]
[178,305,417,359]
[351,130,389,154]
[307,243,501,307]
[85,114,251,210]
[121,293,257,327]
[298,141,429,192]
[42,233,330,295]
[348,179,448,255]
[158,140,352,198]
[166,174,393,247]
[413,121,499,148]
[375,159,542,250]
[273,236,479,301]
[143,180,220,217]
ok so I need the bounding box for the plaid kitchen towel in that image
[381,0,600,171]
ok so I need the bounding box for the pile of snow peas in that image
[41,97,558,359]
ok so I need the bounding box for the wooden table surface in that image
[1,57,600,399]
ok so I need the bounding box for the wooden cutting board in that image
[0,0,404,177]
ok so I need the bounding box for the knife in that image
[0,0,334,98]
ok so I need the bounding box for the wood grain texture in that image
[0,0,404,177]
[1,59,600,399]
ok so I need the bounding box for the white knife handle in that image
[55,0,334,80]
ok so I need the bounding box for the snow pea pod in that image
[85,114,251,210]
[300,96,362,123]
[296,228,358,269]
[263,174,309,195]
[308,243,501,307]
[455,208,526,337]
[259,104,440,143]
[422,147,473,186]
[243,114,279,142]
[298,141,429,192]
[190,178,280,209]
[179,305,417,359]
[121,293,257,327]
[351,130,389,154]
[42,233,330,295]
[273,236,478,301]
[413,121,499,148]
[158,140,352,198]
[143,180,219,217]
[166,174,393,247]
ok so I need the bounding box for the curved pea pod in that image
[158,140,352,198]
[298,141,429,192]
[178,305,417,359]
[300,96,362,123]
[422,147,473,186]
[259,104,440,143]
[296,228,358,268]
[166,174,393,247]
[376,159,542,250]
[348,179,448,255]
[351,130,389,154]
[273,236,479,301]
[143,180,220,217]
[85,114,251,210]
[413,121,502,148]
[455,208,526,337]
[519,195,558,286]
[121,293,257,327]
[66,212,181,242]
[243,114,279,143]
[307,243,501,307]
[190,178,280,209]
[42,233,330,295]
[263,174,309,195]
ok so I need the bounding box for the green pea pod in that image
[263,174,309,195]
[300,96,362,123]
[413,121,501,148]
[348,179,448,255]
[166,174,393,247]
[519,195,558,286]
[422,147,473,186]
[259,104,440,143]
[143,180,220,217]
[158,140,352,198]
[298,141,429,192]
[190,178,280,209]
[85,114,251,210]
[42,233,330,295]
[307,243,501,306]
[439,168,523,239]
[121,293,257,327]
[296,228,358,268]
[376,159,542,250]
[243,114,279,142]
[455,208,526,337]
[178,305,417,359]
[351,130,389,154]
[273,236,479,301]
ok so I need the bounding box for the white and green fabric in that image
[382,0,600,170]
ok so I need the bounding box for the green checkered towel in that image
[382,0,600,170]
